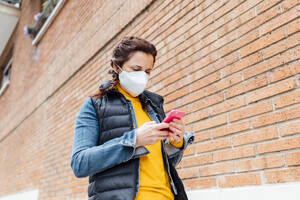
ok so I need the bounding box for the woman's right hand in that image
[135,121,170,147]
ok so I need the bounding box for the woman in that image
[70,36,194,200]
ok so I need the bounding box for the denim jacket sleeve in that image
[164,131,194,167]
[70,97,139,178]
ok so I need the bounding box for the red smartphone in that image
[161,110,185,131]
[162,110,185,123]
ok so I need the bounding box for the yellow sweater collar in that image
[116,81,139,101]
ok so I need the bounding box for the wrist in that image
[135,136,141,148]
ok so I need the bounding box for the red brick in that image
[221,52,263,78]
[184,108,209,124]
[179,90,207,111]
[264,167,300,183]
[189,72,243,107]
[199,161,235,177]
[209,95,246,117]
[270,61,300,83]
[225,75,268,99]
[290,45,300,60]
[212,120,251,138]
[191,92,224,113]
[229,100,273,122]
[214,146,256,162]
[274,89,300,109]
[281,0,299,12]
[252,105,300,128]
[183,145,196,156]
[244,50,292,80]
[189,71,221,94]
[256,0,282,14]
[232,126,278,146]
[218,1,258,38]
[219,173,261,188]
[184,177,217,190]
[194,131,211,143]
[193,113,227,133]
[162,67,189,87]
[164,86,190,103]
[287,18,300,35]
[180,153,213,168]
[248,77,298,104]
[260,5,299,36]
[235,155,284,172]
[197,137,231,153]
[157,71,192,97]
[257,136,300,154]
[237,5,281,37]
[226,30,259,57]
[286,151,300,166]
[263,33,300,59]
[240,27,285,58]
[280,121,300,136]
[177,168,199,179]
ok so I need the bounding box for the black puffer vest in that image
[88,81,188,200]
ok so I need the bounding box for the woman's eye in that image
[132,68,150,74]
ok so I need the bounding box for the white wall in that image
[187,182,300,200]
[0,190,38,200]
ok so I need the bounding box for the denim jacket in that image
[70,96,194,188]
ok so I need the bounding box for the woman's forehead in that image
[126,51,154,69]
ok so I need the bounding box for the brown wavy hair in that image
[90,36,157,99]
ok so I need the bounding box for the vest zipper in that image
[162,139,178,195]
[145,103,178,195]
[119,92,176,196]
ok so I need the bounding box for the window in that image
[23,0,67,45]
[1,0,22,8]
[0,56,12,96]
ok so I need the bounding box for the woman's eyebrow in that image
[132,65,152,70]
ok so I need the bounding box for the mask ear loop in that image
[116,64,123,72]
[111,60,123,74]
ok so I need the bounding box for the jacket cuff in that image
[121,129,149,161]
[182,131,195,150]
[165,131,194,156]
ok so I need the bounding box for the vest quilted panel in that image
[88,90,138,199]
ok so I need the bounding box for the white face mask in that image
[114,64,149,97]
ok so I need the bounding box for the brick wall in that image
[0,0,299,199]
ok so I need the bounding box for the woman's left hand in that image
[169,118,185,143]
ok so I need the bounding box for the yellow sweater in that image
[116,82,183,200]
